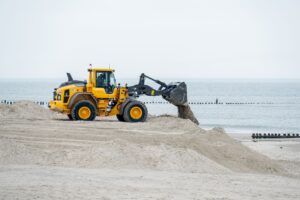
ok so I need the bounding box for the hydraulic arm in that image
[128,73,188,106]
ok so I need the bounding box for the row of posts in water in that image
[144,101,274,105]
[0,100,49,106]
[252,133,300,139]
[0,99,274,106]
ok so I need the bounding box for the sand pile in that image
[0,101,59,120]
[0,138,230,173]
[0,102,298,199]
[0,102,283,174]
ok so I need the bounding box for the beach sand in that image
[0,102,299,199]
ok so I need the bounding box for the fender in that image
[67,92,98,109]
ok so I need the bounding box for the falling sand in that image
[177,105,199,125]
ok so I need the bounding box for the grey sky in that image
[0,0,299,79]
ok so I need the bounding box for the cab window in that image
[96,71,116,93]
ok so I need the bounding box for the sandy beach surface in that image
[0,102,299,200]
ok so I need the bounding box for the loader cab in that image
[96,71,116,94]
[89,68,118,98]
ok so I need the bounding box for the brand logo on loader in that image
[151,90,155,96]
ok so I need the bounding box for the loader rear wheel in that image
[123,101,147,122]
[116,114,125,122]
[71,100,96,121]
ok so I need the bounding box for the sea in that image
[1,78,300,134]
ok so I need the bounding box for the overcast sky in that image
[0,0,299,79]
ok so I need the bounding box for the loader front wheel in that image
[123,101,147,122]
[71,100,96,121]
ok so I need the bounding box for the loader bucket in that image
[162,82,188,106]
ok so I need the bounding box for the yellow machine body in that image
[49,68,133,120]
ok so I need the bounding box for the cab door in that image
[92,71,117,99]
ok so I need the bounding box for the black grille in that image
[53,89,57,100]
[63,90,70,103]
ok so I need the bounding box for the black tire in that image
[116,114,125,122]
[67,114,73,120]
[71,100,96,121]
[123,101,147,122]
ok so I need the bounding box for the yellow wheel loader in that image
[49,66,189,122]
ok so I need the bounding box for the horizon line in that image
[0,77,300,81]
